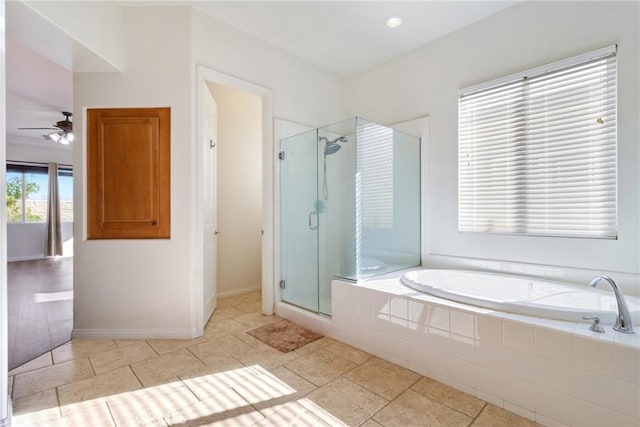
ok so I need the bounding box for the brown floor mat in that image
[246,319,323,353]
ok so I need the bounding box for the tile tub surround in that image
[332,277,640,427]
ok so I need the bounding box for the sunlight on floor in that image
[14,364,338,426]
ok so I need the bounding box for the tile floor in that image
[8,291,539,426]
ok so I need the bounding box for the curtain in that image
[45,162,62,256]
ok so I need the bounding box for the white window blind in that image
[357,121,394,229]
[458,47,617,239]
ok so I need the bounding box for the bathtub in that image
[401,269,640,324]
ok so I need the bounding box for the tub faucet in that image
[590,276,635,334]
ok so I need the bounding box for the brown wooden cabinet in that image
[87,107,171,239]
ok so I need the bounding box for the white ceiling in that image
[6,36,73,147]
[5,1,516,146]
[192,1,518,78]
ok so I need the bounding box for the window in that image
[458,46,617,239]
[6,165,48,223]
[6,163,73,223]
[357,120,394,229]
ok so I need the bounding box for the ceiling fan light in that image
[59,136,71,146]
[66,132,75,142]
[48,132,62,143]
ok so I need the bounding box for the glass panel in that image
[6,171,23,222]
[356,118,421,279]
[24,172,48,222]
[317,118,357,315]
[280,129,319,312]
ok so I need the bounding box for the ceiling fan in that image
[18,111,74,145]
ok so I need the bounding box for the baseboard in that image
[8,255,46,262]
[71,328,201,340]
[218,285,261,299]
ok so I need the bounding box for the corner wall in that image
[349,1,640,295]
[73,7,194,337]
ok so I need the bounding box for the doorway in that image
[196,66,272,329]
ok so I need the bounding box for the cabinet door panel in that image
[87,108,170,239]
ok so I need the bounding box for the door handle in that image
[308,211,317,230]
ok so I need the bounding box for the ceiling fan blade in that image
[18,127,58,130]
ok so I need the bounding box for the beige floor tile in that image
[107,380,198,427]
[163,387,264,426]
[344,357,420,400]
[233,332,274,350]
[218,293,259,309]
[12,357,94,400]
[209,306,245,321]
[179,357,252,401]
[131,348,205,387]
[52,340,118,364]
[89,341,157,374]
[361,419,383,427]
[233,365,317,416]
[11,388,61,426]
[57,366,142,415]
[189,335,251,364]
[324,341,372,365]
[472,404,538,427]
[48,403,115,427]
[113,339,140,348]
[235,300,263,313]
[373,389,472,427]
[293,336,336,356]
[253,401,331,426]
[146,337,209,355]
[412,376,486,417]
[203,318,248,339]
[235,312,283,329]
[235,346,301,371]
[285,349,357,387]
[301,377,388,426]
[9,352,53,376]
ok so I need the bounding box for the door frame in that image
[193,65,274,333]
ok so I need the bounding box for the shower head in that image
[319,136,348,156]
[324,142,341,155]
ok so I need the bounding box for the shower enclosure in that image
[280,117,420,315]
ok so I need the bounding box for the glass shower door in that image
[280,130,319,312]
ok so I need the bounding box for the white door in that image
[203,83,218,322]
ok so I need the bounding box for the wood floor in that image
[7,257,73,370]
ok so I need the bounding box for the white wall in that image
[207,83,262,297]
[73,7,194,337]
[191,9,348,127]
[7,222,73,261]
[349,1,640,295]
[71,6,349,337]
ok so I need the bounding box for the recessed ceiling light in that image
[385,16,402,29]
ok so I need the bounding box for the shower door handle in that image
[308,211,318,230]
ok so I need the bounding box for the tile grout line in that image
[54,385,64,420]
[105,401,119,427]
[469,402,489,426]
